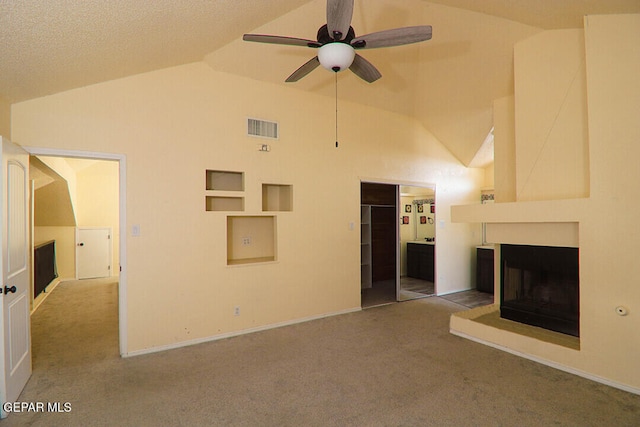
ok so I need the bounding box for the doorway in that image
[360,181,436,308]
[398,185,436,301]
[360,182,397,307]
[27,148,127,355]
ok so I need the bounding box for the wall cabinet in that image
[406,242,434,282]
[476,246,494,293]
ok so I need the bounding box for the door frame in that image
[24,147,128,356]
[360,177,437,302]
[360,179,401,301]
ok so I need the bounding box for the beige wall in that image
[483,163,494,189]
[493,96,516,202]
[0,96,10,138]
[452,14,640,392]
[76,160,120,272]
[514,29,590,201]
[579,13,640,388]
[34,226,76,279]
[12,62,484,353]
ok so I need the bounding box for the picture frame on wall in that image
[405,204,412,213]
[402,216,410,224]
[417,204,424,213]
[420,216,427,224]
[430,205,435,214]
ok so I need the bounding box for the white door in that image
[0,137,31,417]
[76,228,111,279]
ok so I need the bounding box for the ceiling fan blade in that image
[351,25,432,49]
[349,54,382,83]
[285,57,321,82]
[243,34,321,48]
[327,0,354,41]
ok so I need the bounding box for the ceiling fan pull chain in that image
[335,72,339,148]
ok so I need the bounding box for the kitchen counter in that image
[409,240,435,245]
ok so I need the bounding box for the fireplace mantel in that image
[452,198,587,247]
[451,198,589,225]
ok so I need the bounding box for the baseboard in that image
[450,329,640,396]
[31,278,64,314]
[124,306,362,358]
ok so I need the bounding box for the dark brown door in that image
[371,206,396,282]
[361,181,398,288]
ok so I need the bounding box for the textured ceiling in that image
[2,0,639,165]
[0,0,310,102]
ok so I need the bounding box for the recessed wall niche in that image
[206,196,244,212]
[206,170,243,191]
[227,215,276,265]
[206,170,244,212]
[262,184,293,212]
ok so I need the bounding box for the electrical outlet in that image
[234,306,240,316]
[242,237,251,245]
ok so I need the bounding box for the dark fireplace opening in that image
[500,244,579,337]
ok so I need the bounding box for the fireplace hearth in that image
[500,244,579,337]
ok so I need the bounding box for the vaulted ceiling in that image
[2,1,638,166]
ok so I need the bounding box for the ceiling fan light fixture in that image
[318,43,355,72]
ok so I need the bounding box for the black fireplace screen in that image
[500,244,579,337]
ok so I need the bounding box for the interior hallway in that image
[12,279,640,426]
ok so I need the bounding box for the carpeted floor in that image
[9,279,640,426]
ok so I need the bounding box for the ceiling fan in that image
[243,0,432,83]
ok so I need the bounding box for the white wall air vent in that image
[247,118,279,139]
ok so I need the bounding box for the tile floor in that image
[361,277,494,309]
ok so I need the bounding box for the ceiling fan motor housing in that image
[317,24,355,45]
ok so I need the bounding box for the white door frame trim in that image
[23,146,128,357]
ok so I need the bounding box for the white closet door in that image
[77,228,111,279]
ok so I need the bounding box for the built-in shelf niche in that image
[206,169,245,212]
[262,184,293,212]
[206,196,244,212]
[227,215,276,265]
[206,170,243,191]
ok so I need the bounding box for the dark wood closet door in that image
[371,206,396,282]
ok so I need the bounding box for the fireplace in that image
[500,244,579,337]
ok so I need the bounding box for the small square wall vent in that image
[247,118,279,139]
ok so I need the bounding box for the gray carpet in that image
[10,279,640,426]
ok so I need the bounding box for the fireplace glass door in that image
[500,244,579,337]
